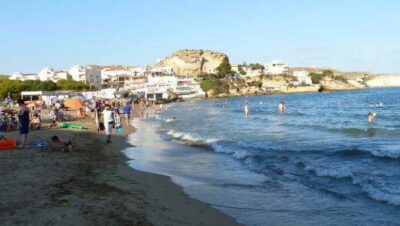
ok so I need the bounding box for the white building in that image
[69,65,102,89]
[231,64,263,78]
[144,67,175,77]
[37,67,68,82]
[10,72,39,81]
[292,71,313,85]
[265,61,289,75]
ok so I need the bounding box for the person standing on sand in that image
[139,99,146,119]
[103,105,116,143]
[124,102,131,123]
[17,99,30,148]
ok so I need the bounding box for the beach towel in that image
[30,142,49,148]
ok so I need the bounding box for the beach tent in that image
[64,99,85,109]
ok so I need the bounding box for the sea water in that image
[124,88,400,226]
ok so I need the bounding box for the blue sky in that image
[0,0,399,74]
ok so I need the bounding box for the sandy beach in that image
[0,118,241,226]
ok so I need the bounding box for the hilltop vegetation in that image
[0,77,90,98]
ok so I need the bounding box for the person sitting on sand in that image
[368,112,377,123]
[48,108,57,127]
[30,113,41,130]
[51,135,73,152]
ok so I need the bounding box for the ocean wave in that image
[166,130,220,145]
[165,118,176,123]
[304,163,353,179]
[332,148,400,159]
[360,183,400,206]
[211,143,253,160]
[329,127,400,137]
[370,149,400,159]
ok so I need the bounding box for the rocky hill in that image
[156,49,227,76]
[365,74,400,87]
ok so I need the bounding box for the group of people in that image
[241,97,383,123]
[243,98,286,118]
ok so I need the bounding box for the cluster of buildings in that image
[11,65,205,100]
[231,60,313,85]
[11,60,314,100]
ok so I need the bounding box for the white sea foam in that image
[304,164,353,179]
[360,184,400,206]
[165,118,176,123]
[211,143,252,160]
[167,130,220,144]
[370,149,400,159]
[233,150,250,160]
[211,143,235,154]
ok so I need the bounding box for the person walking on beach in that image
[17,99,30,148]
[103,105,116,143]
[124,102,131,123]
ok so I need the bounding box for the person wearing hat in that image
[103,104,116,143]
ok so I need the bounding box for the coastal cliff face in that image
[157,49,227,76]
[320,80,360,91]
[365,74,400,87]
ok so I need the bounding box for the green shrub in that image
[248,81,262,88]
[334,75,348,83]
[0,78,90,98]
[200,79,230,96]
[310,73,325,84]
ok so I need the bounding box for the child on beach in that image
[51,135,73,152]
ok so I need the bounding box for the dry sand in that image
[0,118,241,226]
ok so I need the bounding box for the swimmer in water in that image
[368,112,377,123]
[278,101,286,113]
[244,100,249,118]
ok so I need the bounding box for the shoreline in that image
[0,119,241,225]
[201,86,382,99]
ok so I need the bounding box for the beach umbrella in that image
[64,99,85,109]
[70,96,85,100]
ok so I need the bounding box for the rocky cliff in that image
[365,74,400,87]
[156,49,227,76]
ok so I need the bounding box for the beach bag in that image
[116,127,123,134]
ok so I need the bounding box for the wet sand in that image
[0,119,241,226]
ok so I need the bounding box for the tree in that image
[216,57,233,78]
[200,79,230,96]
[56,78,90,90]
[310,72,325,84]
[322,69,334,77]
[249,63,265,70]
[238,66,247,75]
